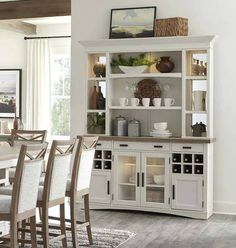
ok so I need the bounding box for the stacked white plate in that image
[150,130,172,137]
[150,122,172,137]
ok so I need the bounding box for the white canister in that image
[192,91,206,111]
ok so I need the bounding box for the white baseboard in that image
[214,201,236,215]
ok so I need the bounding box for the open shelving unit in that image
[81,36,215,138]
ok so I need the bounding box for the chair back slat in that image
[11,129,47,147]
[11,143,48,215]
[43,140,75,202]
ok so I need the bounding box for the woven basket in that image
[155,17,188,37]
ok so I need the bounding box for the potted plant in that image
[87,113,105,134]
[111,54,156,74]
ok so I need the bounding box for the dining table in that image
[0,144,19,186]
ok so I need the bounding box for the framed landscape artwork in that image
[109,6,156,39]
[0,69,21,118]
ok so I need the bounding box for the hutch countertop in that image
[92,135,216,144]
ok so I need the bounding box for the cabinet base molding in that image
[87,203,212,220]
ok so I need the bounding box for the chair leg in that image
[10,219,18,248]
[42,207,49,248]
[84,194,93,245]
[60,203,67,248]
[70,197,78,248]
[20,220,26,247]
[30,216,37,248]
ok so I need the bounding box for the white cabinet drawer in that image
[172,143,204,153]
[96,141,112,149]
[114,141,169,151]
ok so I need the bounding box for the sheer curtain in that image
[26,39,51,132]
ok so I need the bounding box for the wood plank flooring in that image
[84,210,236,248]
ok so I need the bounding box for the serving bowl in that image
[154,122,167,130]
[153,175,165,185]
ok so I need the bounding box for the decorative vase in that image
[93,62,106,78]
[13,107,18,130]
[91,86,98,109]
[96,86,105,110]
[156,56,175,73]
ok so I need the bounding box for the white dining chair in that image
[0,143,47,247]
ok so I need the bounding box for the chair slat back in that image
[11,143,48,214]
[11,129,47,147]
[43,140,75,202]
[70,136,98,194]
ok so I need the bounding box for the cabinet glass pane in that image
[145,157,165,204]
[117,155,137,201]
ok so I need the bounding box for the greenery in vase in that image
[87,113,105,134]
[111,54,156,67]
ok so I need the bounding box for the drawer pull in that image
[120,144,128,147]
[97,143,102,146]
[154,145,163,148]
[182,146,192,149]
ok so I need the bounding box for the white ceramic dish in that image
[151,129,170,134]
[150,132,172,137]
[153,175,165,185]
[119,65,148,74]
[154,122,168,130]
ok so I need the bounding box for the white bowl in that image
[119,65,148,74]
[153,175,165,185]
[154,122,167,131]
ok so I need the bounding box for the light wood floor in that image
[85,210,236,248]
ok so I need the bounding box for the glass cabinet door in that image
[141,153,169,208]
[113,152,140,206]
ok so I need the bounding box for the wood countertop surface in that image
[93,136,216,144]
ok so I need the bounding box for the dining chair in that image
[48,136,98,247]
[35,139,75,248]
[0,142,47,248]
[8,129,47,183]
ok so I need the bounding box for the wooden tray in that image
[134,79,161,106]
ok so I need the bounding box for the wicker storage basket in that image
[155,17,188,37]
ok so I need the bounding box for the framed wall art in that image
[109,6,157,39]
[0,69,22,118]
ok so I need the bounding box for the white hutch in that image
[79,36,216,219]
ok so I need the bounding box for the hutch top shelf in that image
[79,36,216,52]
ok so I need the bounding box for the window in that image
[51,54,70,138]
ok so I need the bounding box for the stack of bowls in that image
[150,122,172,137]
